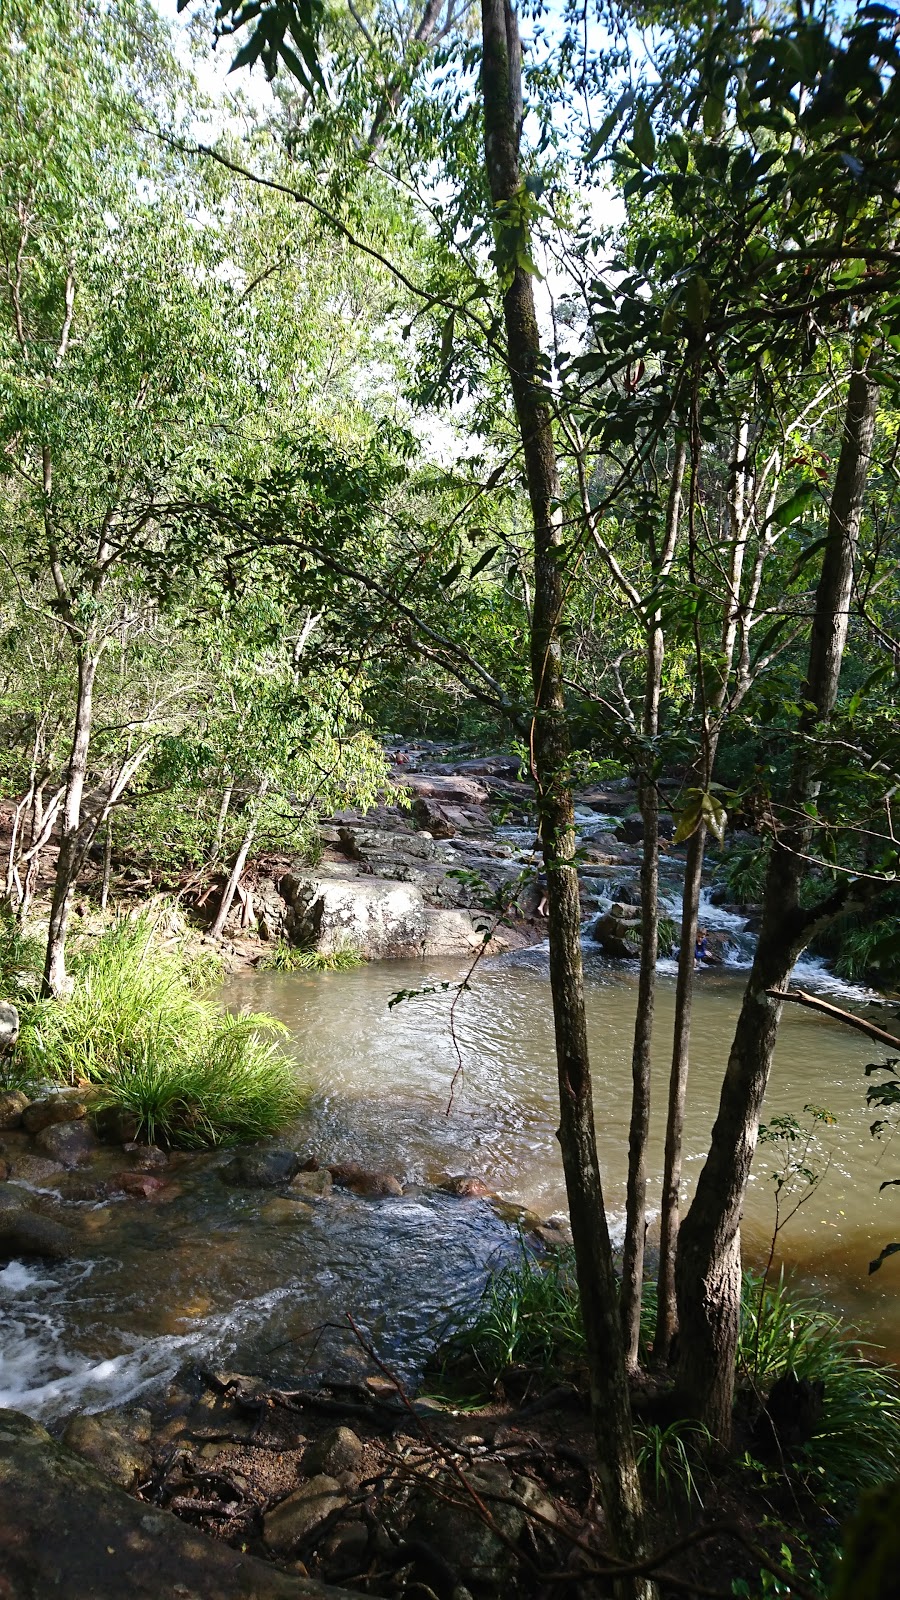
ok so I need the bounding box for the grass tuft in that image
[14,913,304,1146]
[260,939,363,973]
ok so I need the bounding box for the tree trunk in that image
[212,779,233,857]
[674,359,877,1441]
[99,819,113,912]
[208,776,269,940]
[621,442,686,1369]
[43,652,99,997]
[480,1,649,1585]
[654,821,705,1362]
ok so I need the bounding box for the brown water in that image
[2,948,897,1422]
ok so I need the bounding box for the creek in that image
[2,910,898,1425]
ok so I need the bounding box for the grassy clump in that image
[15,914,304,1147]
[260,939,363,973]
[438,1250,900,1507]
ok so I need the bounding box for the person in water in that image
[695,928,718,967]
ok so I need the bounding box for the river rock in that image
[0,1089,29,1130]
[290,1167,333,1198]
[33,1119,100,1167]
[122,1141,168,1170]
[406,1462,529,1582]
[304,1427,364,1480]
[592,910,640,959]
[261,1196,314,1223]
[279,873,494,962]
[329,1163,402,1198]
[62,1408,152,1489]
[107,1171,167,1198]
[0,1000,19,1052]
[6,1151,66,1185]
[22,1095,87,1134]
[402,773,491,806]
[221,1147,301,1187]
[438,1174,492,1198]
[0,1207,75,1261]
[263,1475,348,1555]
[0,1407,357,1599]
[91,1103,140,1144]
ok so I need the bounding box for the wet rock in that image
[221,1147,301,1187]
[261,1196,314,1223]
[91,1103,140,1144]
[6,1152,66,1185]
[0,1089,29,1130]
[0,1207,75,1261]
[62,1408,152,1489]
[407,1462,527,1582]
[33,1119,100,1167]
[591,910,640,959]
[107,1171,167,1199]
[331,1165,402,1198]
[403,773,491,806]
[0,1000,19,1053]
[0,1406,354,1598]
[305,1427,364,1480]
[22,1095,87,1135]
[263,1475,348,1555]
[0,1159,7,1181]
[122,1142,168,1170]
[290,1168,333,1198]
[438,1174,492,1199]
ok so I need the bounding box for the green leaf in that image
[631,103,656,167]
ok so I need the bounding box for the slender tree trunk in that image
[212,779,233,857]
[674,359,877,1441]
[43,652,99,996]
[99,819,113,912]
[654,821,705,1362]
[480,2,649,1585]
[209,776,269,940]
[621,443,685,1369]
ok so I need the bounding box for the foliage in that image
[437,1244,585,1385]
[14,914,304,1145]
[635,1418,710,1507]
[739,1272,900,1499]
[718,845,770,908]
[259,939,363,972]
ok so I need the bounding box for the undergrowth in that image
[437,1247,900,1512]
[14,914,305,1146]
[260,939,363,973]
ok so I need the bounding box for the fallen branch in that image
[770,988,900,1050]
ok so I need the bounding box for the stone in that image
[345,1169,402,1198]
[402,773,491,806]
[7,1152,66,1185]
[220,1147,301,1187]
[33,1119,100,1167]
[304,1427,364,1480]
[0,1159,7,1181]
[122,1142,168,1170]
[261,1197,314,1223]
[0,1089,29,1130]
[263,1475,348,1555]
[0,1000,19,1053]
[407,1462,525,1582]
[0,1406,356,1598]
[22,1095,87,1135]
[438,1174,492,1198]
[290,1167,333,1198]
[0,1208,75,1261]
[91,1103,140,1144]
[107,1171,166,1199]
[62,1409,152,1489]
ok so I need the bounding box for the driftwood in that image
[769,987,900,1051]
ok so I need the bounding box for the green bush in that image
[438,1244,585,1383]
[15,914,304,1146]
[259,939,363,973]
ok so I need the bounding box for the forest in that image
[1,0,900,1596]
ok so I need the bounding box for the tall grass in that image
[259,939,363,973]
[15,914,304,1147]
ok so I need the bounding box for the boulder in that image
[0,1089,29,1130]
[304,1427,364,1480]
[438,1174,492,1198]
[329,1164,402,1198]
[221,1147,301,1187]
[0,1207,75,1261]
[261,1197,314,1223]
[6,1152,66,1185]
[91,1103,140,1145]
[0,1407,356,1599]
[33,1119,100,1167]
[0,1000,19,1053]
[406,1462,537,1583]
[278,873,504,961]
[107,1171,167,1199]
[290,1168,333,1199]
[402,773,491,806]
[263,1475,348,1555]
[22,1095,87,1135]
[592,910,640,959]
[122,1142,168,1170]
[62,1408,152,1489]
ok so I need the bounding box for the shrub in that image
[15,914,304,1146]
[260,939,363,973]
[438,1244,585,1384]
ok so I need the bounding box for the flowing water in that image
[3,904,899,1423]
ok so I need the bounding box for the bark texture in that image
[480,1,649,1585]
[43,652,98,997]
[674,360,878,1440]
